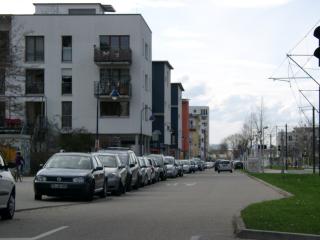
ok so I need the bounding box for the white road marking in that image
[185,182,197,186]
[190,235,208,240]
[166,182,178,186]
[0,226,69,240]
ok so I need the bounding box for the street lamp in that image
[140,106,155,156]
[95,82,119,151]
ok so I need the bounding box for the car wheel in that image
[218,170,220,174]
[230,170,233,173]
[126,175,132,192]
[99,180,107,198]
[34,193,42,201]
[1,193,15,220]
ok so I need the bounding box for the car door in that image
[129,153,138,184]
[0,157,11,208]
[92,157,104,190]
[117,157,127,186]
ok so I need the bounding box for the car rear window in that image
[97,155,117,168]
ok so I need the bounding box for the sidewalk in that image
[15,177,82,212]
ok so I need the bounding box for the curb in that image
[233,215,320,240]
[233,173,320,240]
[246,174,293,198]
[15,203,82,212]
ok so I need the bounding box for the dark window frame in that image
[25,69,44,95]
[62,75,72,95]
[99,35,130,51]
[25,36,44,62]
[62,36,72,62]
[100,101,129,117]
[61,101,72,129]
[0,68,5,95]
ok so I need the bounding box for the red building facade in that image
[181,99,190,158]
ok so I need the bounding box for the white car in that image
[217,160,233,173]
[0,155,15,220]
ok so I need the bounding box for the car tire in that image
[126,175,132,192]
[99,180,107,198]
[34,193,42,201]
[230,170,233,173]
[1,193,15,220]
[218,170,220,174]
[115,183,123,196]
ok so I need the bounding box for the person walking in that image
[14,151,24,182]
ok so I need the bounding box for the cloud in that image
[210,0,291,8]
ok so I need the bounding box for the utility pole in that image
[285,124,288,170]
[313,107,316,174]
[269,133,272,167]
[281,130,285,174]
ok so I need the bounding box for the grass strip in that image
[241,173,320,235]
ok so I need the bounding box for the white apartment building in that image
[189,106,209,160]
[0,3,152,153]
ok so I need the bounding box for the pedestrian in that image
[15,151,24,182]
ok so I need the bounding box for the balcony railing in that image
[26,82,44,95]
[94,46,132,65]
[94,81,131,98]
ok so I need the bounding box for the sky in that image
[2,0,320,144]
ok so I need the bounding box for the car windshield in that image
[46,155,92,169]
[164,157,174,164]
[97,155,118,168]
[109,152,129,165]
[220,161,230,164]
[138,158,146,166]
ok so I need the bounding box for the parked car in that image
[0,155,15,220]
[100,148,140,191]
[190,160,197,173]
[193,158,204,171]
[34,152,107,201]
[147,154,167,180]
[233,160,244,169]
[148,158,159,183]
[92,152,127,196]
[137,157,148,187]
[214,160,222,171]
[175,160,184,177]
[217,160,233,173]
[143,157,154,184]
[205,161,214,169]
[164,156,178,178]
[181,160,191,173]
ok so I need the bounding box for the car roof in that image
[54,152,91,157]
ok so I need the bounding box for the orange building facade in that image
[181,99,190,158]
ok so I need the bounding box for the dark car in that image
[100,148,140,191]
[233,160,244,169]
[175,160,184,177]
[34,152,107,201]
[93,152,127,196]
[147,154,167,181]
[214,160,222,171]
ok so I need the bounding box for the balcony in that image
[94,81,131,99]
[94,46,132,65]
[26,82,44,95]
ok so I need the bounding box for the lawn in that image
[241,173,320,235]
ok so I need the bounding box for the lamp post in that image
[95,82,119,151]
[140,106,155,156]
[261,126,268,172]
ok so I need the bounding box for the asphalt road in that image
[0,170,282,240]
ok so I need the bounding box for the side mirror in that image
[129,163,135,168]
[118,165,125,169]
[96,166,103,171]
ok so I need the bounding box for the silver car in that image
[217,160,233,173]
[0,155,15,220]
[181,160,191,173]
[164,156,178,178]
[143,157,154,184]
[93,153,127,195]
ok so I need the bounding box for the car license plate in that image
[51,184,67,189]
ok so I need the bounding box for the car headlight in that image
[73,177,85,183]
[35,175,47,182]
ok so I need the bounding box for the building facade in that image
[189,106,209,160]
[171,83,184,158]
[0,3,152,154]
[151,61,172,154]
[181,99,189,158]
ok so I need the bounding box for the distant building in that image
[171,83,184,158]
[151,61,173,154]
[189,106,209,160]
[181,99,190,158]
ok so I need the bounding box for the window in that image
[100,68,130,95]
[25,36,44,62]
[26,69,44,94]
[62,36,72,62]
[99,35,129,51]
[0,68,5,95]
[145,74,148,91]
[100,101,129,116]
[0,102,5,127]
[68,9,96,15]
[0,31,9,63]
[62,69,72,95]
[144,43,148,60]
[145,104,148,121]
[62,101,72,128]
